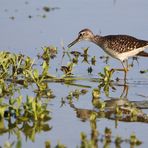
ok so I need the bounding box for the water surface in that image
[0,0,148,147]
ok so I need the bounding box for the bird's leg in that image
[111,60,129,72]
[121,60,129,71]
[120,83,129,98]
[121,60,129,82]
[111,60,129,82]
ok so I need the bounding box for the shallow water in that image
[0,0,148,147]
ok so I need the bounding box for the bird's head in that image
[68,28,94,48]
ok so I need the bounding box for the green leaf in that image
[0,105,7,117]
[33,69,39,79]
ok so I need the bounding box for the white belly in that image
[102,46,148,62]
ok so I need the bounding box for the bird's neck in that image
[91,35,103,47]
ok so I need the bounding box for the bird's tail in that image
[137,51,148,57]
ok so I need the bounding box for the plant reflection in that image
[65,85,145,148]
[70,101,142,148]
[0,116,51,142]
[68,83,148,125]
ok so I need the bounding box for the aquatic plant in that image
[98,66,114,96]
[0,47,146,148]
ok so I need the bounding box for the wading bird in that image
[68,29,148,81]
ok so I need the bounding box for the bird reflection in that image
[69,83,148,125]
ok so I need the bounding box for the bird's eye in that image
[79,32,84,37]
[79,33,82,36]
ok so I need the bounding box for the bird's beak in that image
[68,37,80,48]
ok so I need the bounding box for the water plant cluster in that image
[0,46,147,147]
[0,49,54,147]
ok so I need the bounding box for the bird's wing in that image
[104,35,148,53]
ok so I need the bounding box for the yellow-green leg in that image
[121,60,129,82]
[111,60,129,82]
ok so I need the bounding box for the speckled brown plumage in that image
[101,35,148,53]
[68,28,148,60]
[68,28,148,80]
